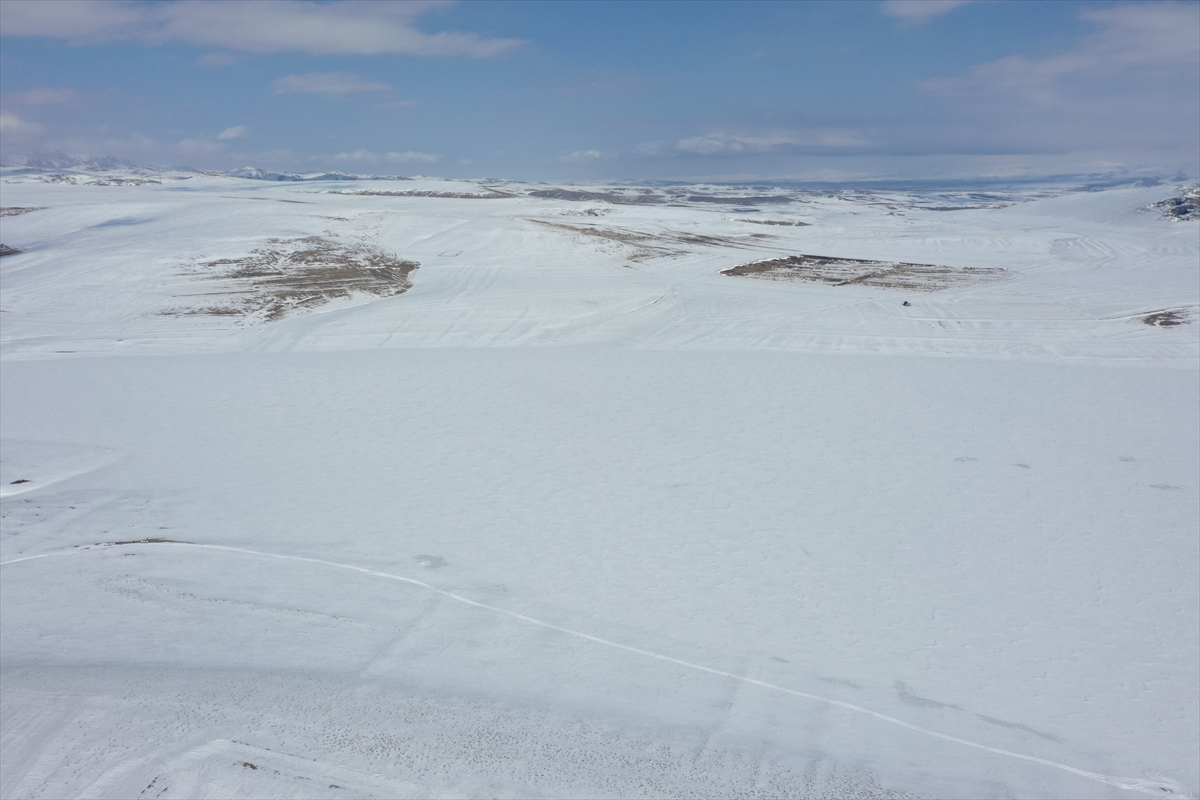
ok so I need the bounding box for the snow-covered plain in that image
[1,172,1197,799]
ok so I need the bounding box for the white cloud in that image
[631,141,668,157]
[555,71,647,97]
[332,149,380,162]
[323,149,438,165]
[196,52,237,67]
[177,130,247,155]
[272,73,389,95]
[881,1,972,21]
[676,136,763,157]
[7,87,79,105]
[0,113,43,135]
[177,137,226,155]
[0,0,148,41]
[913,1,1199,159]
[104,132,160,155]
[386,151,440,164]
[558,149,605,163]
[927,3,1199,99]
[0,0,524,57]
[646,130,874,158]
[253,149,299,166]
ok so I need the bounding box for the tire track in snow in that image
[2,542,1189,798]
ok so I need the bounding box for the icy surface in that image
[1,175,1197,799]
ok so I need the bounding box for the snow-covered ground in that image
[1,172,1196,799]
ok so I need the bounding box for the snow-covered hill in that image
[1,173,1196,799]
[226,166,414,182]
[10,152,143,172]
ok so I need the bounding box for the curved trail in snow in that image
[2,542,1189,798]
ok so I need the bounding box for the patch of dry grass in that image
[166,236,418,322]
[531,220,770,262]
[722,254,1007,291]
[1140,308,1192,327]
[531,219,679,261]
[733,218,809,226]
[325,189,515,199]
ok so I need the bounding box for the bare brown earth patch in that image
[685,194,793,205]
[532,219,769,262]
[0,207,46,217]
[218,196,314,205]
[528,188,664,204]
[722,254,1007,291]
[733,218,809,226]
[5,174,161,186]
[526,188,803,206]
[1150,188,1199,221]
[165,236,418,322]
[1140,308,1192,327]
[531,219,678,261]
[324,188,515,199]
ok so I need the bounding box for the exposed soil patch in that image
[1151,188,1200,221]
[733,218,809,226]
[924,205,1008,211]
[1140,308,1192,327]
[218,196,314,205]
[527,188,804,206]
[323,188,515,199]
[532,220,767,262]
[0,207,45,217]
[93,177,162,186]
[6,174,162,186]
[107,538,193,546]
[0,244,22,257]
[166,236,418,322]
[540,207,611,217]
[532,219,677,261]
[529,189,664,205]
[685,194,793,205]
[722,254,1007,291]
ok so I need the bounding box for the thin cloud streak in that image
[0,113,43,136]
[925,3,1199,98]
[0,0,525,58]
[387,151,439,164]
[911,2,1199,157]
[558,149,605,163]
[328,149,440,164]
[880,1,972,21]
[272,73,390,95]
[6,88,80,105]
[637,130,876,158]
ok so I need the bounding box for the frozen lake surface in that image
[1,174,1197,798]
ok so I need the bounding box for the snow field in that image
[1,176,1197,798]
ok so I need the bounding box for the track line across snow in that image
[1,541,1189,798]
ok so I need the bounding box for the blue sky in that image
[1,0,1197,181]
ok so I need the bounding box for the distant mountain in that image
[10,151,143,171]
[1150,186,1200,220]
[228,166,411,182]
[0,155,415,181]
